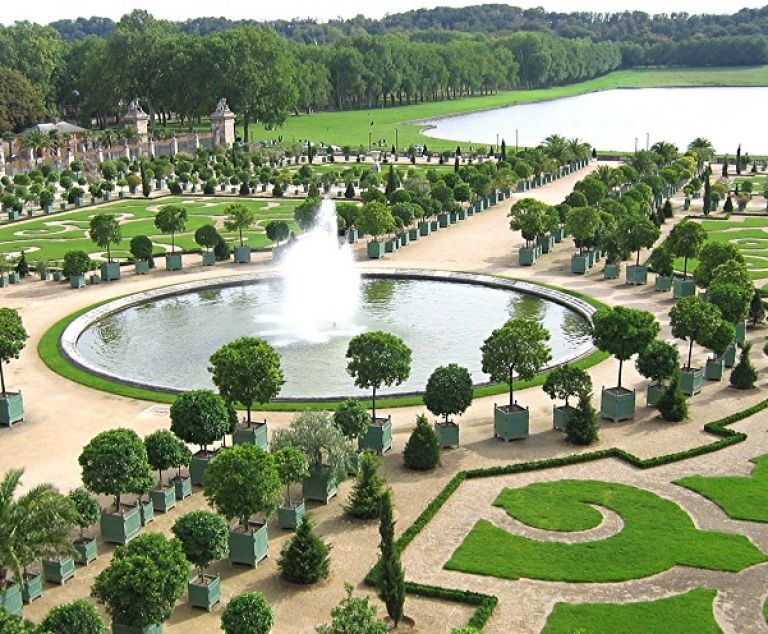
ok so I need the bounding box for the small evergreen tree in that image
[344,182,355,199]
[730,342,758,389]
[657,377,689,422]
[221,592,273,634]
[277,517,330,584]
[345,450,386,519]
[378,491,405,627]
[15,252,29,277]
[315,584,387,634]
[564,393,599,445]
[402,414,440,471]
[662,199,673,218]
[723,196,734,213]
[748,290,766,326]
[333,399,370,444]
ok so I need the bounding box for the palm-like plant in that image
[688,137,715,161]
[98,129,118,149]
[1,132,15,159]
[22,130,50,162]
[119,127,139,144]
[594,165,617,189]
[0,469,78,589]
[542,134,567,163]
[567,137,591,162]
[651,142,679,165]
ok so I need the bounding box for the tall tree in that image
[378,491,405,627]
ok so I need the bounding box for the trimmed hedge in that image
[364,396,768,629]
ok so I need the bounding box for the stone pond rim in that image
[57,269,599,404]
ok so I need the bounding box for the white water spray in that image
[279,198,361,343]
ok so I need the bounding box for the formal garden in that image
[1,83,768,633]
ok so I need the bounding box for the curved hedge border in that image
[364,395,767,629]
[37,277,609,411]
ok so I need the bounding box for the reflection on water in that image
[77,279,591,398]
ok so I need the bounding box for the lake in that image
[421,87,768,154]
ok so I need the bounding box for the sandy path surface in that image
[2,161,767,633]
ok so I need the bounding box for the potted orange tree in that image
[424,363,473,447]
[274,446,310,530]
[0,308,28,427]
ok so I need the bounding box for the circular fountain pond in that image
[63,270,595,401]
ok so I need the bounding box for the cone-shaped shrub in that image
[277,517,330,584]
[403,414,440,471]
[345,450,386,519]
[565,394,599,445]
[657,377,689,422]
[730,342,758,389]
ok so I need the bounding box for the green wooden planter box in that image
[553,227,564,243]
[347,228,359,243]
[553,405,576,432]
[518,247,537,266]
[586,250,596,268]
[113,622,163,634]
[135,260,150,275]
[419,221,432,236]
[69,274,86,289]
[303,470,338,504]
[723,343,737,368]
[138,499,155,526]
[165,252,183,271]
[679,368,704,396]
[277,500,305,530]
[22,573,43,603]
[234,246,251,263]
[449,212,458,224]
[358,416,392,454]
[150,487,177,513]
[367,241,385,259]
[384,238,399,253]
[100,506,142,545]
[0,584,23,617]
[430,220,440,231]
[600,387,635,422]
[494,404,529,441]
[188,574,221,611]
[626,265,648,285]
[233,422,268,449]
[229,523,269,567]
[435,422,459,448]
[408,228,420,241]
[100,261,121,281]
[646,384,664,407]
[654,275,673,292]
[537,234,555,254]
[172,475,192,500]
[88,273,101,285]
[53,270,63,282]
[8,210,20,221]
[458,208,467,220]
[190,452,216,487]
[399,232,410,246]
[202,252,215,266]
[705,357,724,381]
[603,264,620,280]
[39,271,49,281]
[673,278,696,299]
[735,321,747,345]
[0,275,7,287]
[0,392,24,427]
[8,272,20,284]
[73,538,98,565]
[571,255,589,274]
[437,212,449,228]
[42,557,75,585]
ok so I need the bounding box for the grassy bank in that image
[245,66,768,151]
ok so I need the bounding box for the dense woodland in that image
[0,5,767,135]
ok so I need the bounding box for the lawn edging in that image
[364,395,766,629]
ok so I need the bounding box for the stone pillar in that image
[149,140,156,159]
[171,136,178,156]
[124,141,131,160]
[194,132,200,150]
[97,147,104,163]
[122,98,149,144]
[66,146,74,166]
[26,147,34,163]
[210,98,236,147]
[0,144,4,176]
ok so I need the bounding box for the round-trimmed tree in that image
[670,296,723,370]
[542,364,592,408]
[88,214,122,263]
[265,220,290,246]
[424,363,473,425]
[144,429,188,486]
[508,198,549,248]
[666,219,707,279]
[203,445,282,529]
[346,331,412,422]
[79,428,154,510]
[40,599,105,634]
[616,213,660,268]
[68,487,101,542]
[591,307,660,388]
[194,224,220,253]
[209,337,284,426]
[129,235,153,263]
[221,592,273,634]
[333,399,370,444]
[565,206,600,255]
[170,389,230,455]
[635,340,680,386]
[224,203,257,247]
[273,446,309,506]
[154,205,188,253]
[172,510,230,582]
[481,318,551,409]
[92,533,188,631]
[357,202,396,243]
[0,308,28,396]
[693,242,744,289]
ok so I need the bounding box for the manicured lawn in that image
[0,196,300,262]
[247,66,768,150]
[675,454,768,523]
[445,480,767,582]
[542,588,722,634]
[671,217,768,282]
